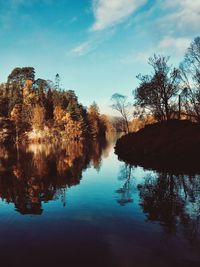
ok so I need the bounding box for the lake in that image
[0,137,200,267]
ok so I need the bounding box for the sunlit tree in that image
[32,105,45,130]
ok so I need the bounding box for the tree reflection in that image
[0,138,110,215]
[115,164,135,205]
[138,172,200,245]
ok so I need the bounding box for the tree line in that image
[111,36,200,133]
[0,69,112,143]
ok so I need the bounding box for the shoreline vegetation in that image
[0,69,114,145]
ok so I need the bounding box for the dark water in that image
[0,138,200,267]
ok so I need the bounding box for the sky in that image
[0,0,200,114]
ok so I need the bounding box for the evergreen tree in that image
[88,102,101,139]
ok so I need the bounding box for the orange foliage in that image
[129,115,155,132]
[32,105,45,130]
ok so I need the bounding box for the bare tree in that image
[180,37,200,122]
[134,55,181,121]
[111,93,132,133]
[111,116,127,133]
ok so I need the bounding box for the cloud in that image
[91,0,147,31]
[119,36,192,66]
[158,36,191,56]
[69,41,92,56]
[160,0,200,32]
[68,28,116,57]
[137,36,191,62]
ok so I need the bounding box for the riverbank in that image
[115,120,200,173]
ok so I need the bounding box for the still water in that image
[0,138,200,267]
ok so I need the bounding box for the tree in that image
[6,68,35,117]
[8,67,35,86]
[111,116,127,133]
[99,114,113,138]
[180,37,200,122]
[45,89,54,120]
[55,73,61,91]
[0,96,9,117]
[64,117,83,140]
[88,102,100,139]
[134,55,181,121]
[32,105,45,130]
[54,106,67,129]
[111,93,131,133]
[10,104,23,145]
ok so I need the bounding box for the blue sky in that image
[0,0,199,114]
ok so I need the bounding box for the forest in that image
[0,69,113,144]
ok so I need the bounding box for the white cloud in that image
[160,0,200,31]
[69,41,92,56]
[91,0,147,31]
[68,28,116,57]
[158,36,191,56]
[119,36,192,67]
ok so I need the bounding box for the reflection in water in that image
[116,163,200,248]
[137,172,200,246]
[116,163,200,260]
[0,138,112,215]
[115,164,135,206]
[0,138,200,266]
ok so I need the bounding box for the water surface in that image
[0,139,200,267]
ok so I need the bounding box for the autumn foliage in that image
[0,68,112,143]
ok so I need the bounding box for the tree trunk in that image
[125,118,129,134]
[164,100,170,121]
[178,95,181,120]
[16,124,20,162]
